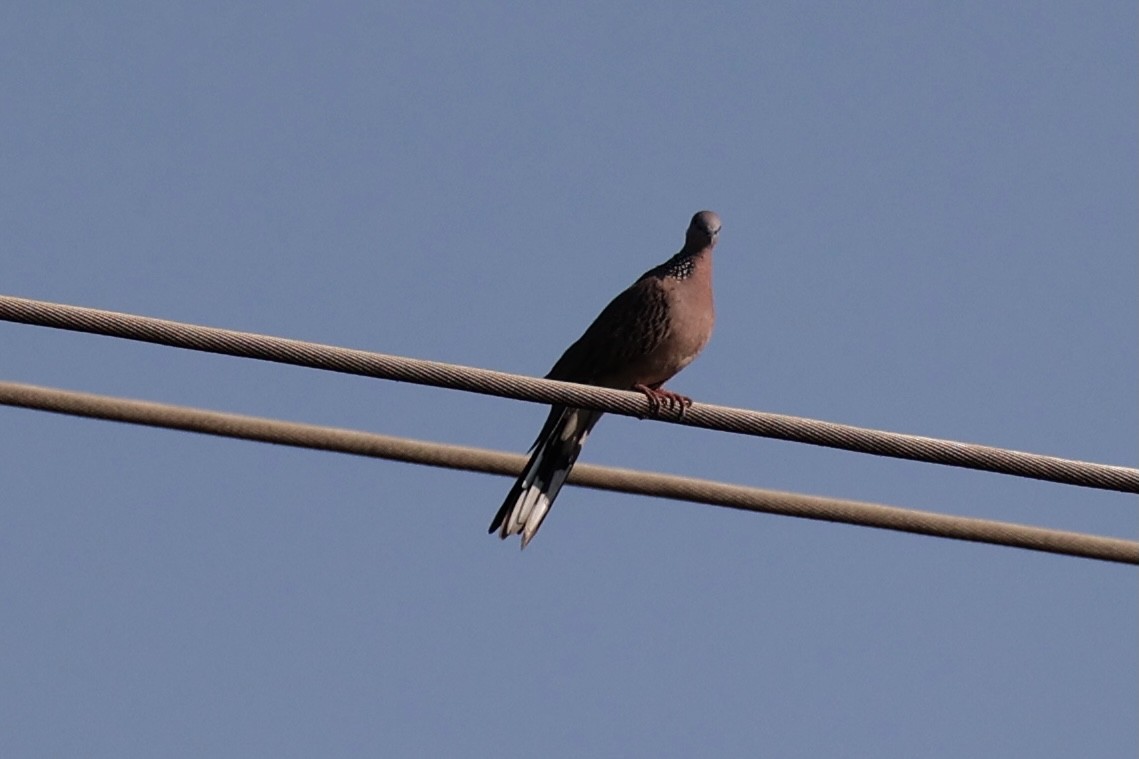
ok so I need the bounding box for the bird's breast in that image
[635,278,714,386]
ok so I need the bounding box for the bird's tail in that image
[489,407,601,548]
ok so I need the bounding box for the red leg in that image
[633,384,693,418]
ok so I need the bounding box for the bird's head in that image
[686,210,722,249]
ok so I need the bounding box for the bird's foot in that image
[633,384,692,418]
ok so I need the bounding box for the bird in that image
[489,210,720,547]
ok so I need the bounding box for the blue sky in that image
[1,3,1135,756]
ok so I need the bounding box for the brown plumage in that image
[489,210,720,547]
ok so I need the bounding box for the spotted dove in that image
[489,210,720,547]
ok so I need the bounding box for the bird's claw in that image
[633,384,693,419]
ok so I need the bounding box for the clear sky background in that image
[1,3,1135,757]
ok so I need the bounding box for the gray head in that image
[686,210,722,248]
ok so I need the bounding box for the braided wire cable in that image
[2,294,1137,493]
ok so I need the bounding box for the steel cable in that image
[2,380,1135,565]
